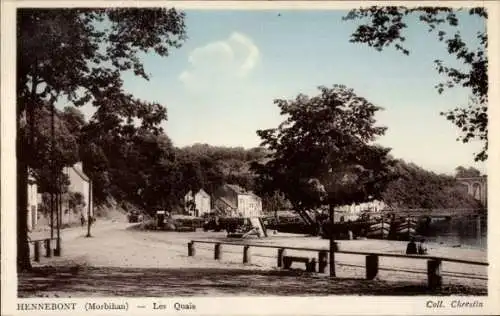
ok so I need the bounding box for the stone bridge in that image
[457,176,487,206]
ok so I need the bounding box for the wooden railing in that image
[188,239,488,290]
[28,237,60,262]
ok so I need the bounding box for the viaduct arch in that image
[457,176,487,206]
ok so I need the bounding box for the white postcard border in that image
[2,1,500,315]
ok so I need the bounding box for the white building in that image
[184,189,211,217]
[63,162,92,220]
[237,192,263,218]
[27,173,39,231]
[213,184,263,218]
[335,200,386,221]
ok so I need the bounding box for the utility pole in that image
[86,180,92,237]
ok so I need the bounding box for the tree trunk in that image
[329,203,335,277]
[17,148,31,271]
[192,190,196,216]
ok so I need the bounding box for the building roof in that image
[198,189,210,197]
[70,163,89,182]
[185,189,210,198]
[27,175,37,185]
[216,196,237,210]
[222,184,262,200]
[27,168,37,184]
[226,184,247,194]
[247,191,261,200]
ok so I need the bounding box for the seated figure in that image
[406,237,417,255]
[418,239,428,255]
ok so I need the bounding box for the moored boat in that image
[366,220,391,239]
[369,221,392,230]
[396,227,416,235]
[366,227,390,239]
[393,218,419,239]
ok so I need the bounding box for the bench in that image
[283,255,316,272]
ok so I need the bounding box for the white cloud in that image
[229,32,260,76]
[179,32,260,89]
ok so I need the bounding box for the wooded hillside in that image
[33,105,482,216]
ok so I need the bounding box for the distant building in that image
[63,162,93,221]
[184,189,211,217]
[27,173,39,231]
[334,200,386,221]
[213,184,263,217]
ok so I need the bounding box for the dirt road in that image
[19,219,488,297]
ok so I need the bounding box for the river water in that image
[422,216,487,250]
[277,212,488,250]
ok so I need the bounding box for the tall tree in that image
[253,85,394,276]
[28,105,80,193]
[254,85,394,212]
[17,8,186,270]
[455,165,482,178]
[344,7,487,161]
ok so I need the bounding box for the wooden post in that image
[277,248,286,267]
[214,243,221,260]
[307,258,317,272]
[366,254,379,280]
[243,245,251,264]
[318,250,328,273]
[54,237,62,257]
[34,241,40,262]
[188,241,195,257]
[44,239,51,258]
[427,259,442,290]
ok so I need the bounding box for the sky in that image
[77,9,487,176]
